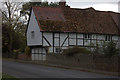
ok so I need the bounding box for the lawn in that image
[2,73,20,80]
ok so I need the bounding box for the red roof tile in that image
[32,6,120,35]
[109,12,120,31]
[33,6,65,21]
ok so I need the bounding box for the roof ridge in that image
[31,6,120,35]
[32,6,61,8]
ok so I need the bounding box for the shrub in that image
[63,46,92,56]
[102,42,119,57]
[93,41,102,54]
[24,46,31,56]
[13,49,21,53]
[12,49,21,59]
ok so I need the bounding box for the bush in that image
[102,42,119,57]
[63,46,92,56]
[13,49,21,59]
[93,41,102,54]
[24,46,31,56]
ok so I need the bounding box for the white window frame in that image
[105,35,112,41]
[84,34,91,39]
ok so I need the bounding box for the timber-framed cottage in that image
[26,2,120,60]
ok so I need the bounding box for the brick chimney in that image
[59,0,66,7]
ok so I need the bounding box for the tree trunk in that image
[8,29,13,58]
[9,33,12,53]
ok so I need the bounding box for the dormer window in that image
[31,31,35,39]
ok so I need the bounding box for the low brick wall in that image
[46,53,120,72]
[18,54,31,60]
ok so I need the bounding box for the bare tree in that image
[1,0,24,54]
[2,0,23,28]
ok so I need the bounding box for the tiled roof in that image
[33,6,65,21]
[109,12,120,31]
[32,6,120,35]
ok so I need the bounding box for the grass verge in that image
[2,73,20,80]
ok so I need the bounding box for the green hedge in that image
[63,46,92,56]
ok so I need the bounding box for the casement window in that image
[31,31,35,39]
[105,35,112,41]
[84,34,91,39]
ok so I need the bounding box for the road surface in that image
[2,60,119,78]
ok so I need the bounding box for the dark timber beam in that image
[53,33,54,53]
[43,35,52,46]
[61,36,69,47]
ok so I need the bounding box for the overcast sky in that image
[0,0,120,13]
[46,0,120,13]
[67,2,118,12]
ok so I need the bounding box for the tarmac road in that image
[2,60,119,78]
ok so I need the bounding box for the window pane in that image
[84,34,87,38]
[31,31,35,39]
[105,35,107,41]
[84,34,91,39]
[108,35,110,41]
[88,34,90,38]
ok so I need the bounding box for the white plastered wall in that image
[27,9,42,46]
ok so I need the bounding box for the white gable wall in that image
[27,9,42,46]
